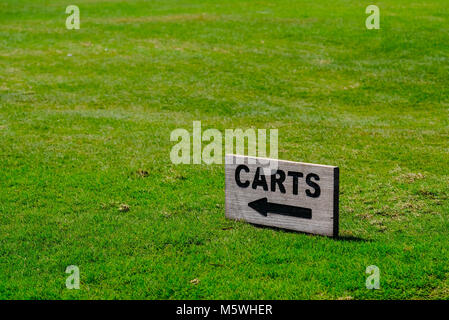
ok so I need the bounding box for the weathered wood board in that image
[225,154,339,237]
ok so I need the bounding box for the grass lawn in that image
[0,0,448,299]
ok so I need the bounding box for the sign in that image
[225,154,339,237]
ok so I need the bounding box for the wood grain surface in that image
[225,154,339,237]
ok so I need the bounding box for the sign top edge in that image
[225,154,338,169]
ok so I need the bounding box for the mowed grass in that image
[0,0,448,299]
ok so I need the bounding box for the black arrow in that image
[248,198,312,219]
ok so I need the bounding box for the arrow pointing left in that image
[248,197,312,219]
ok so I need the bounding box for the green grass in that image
[1,0,448,299]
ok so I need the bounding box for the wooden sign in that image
[225,154,339,237]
